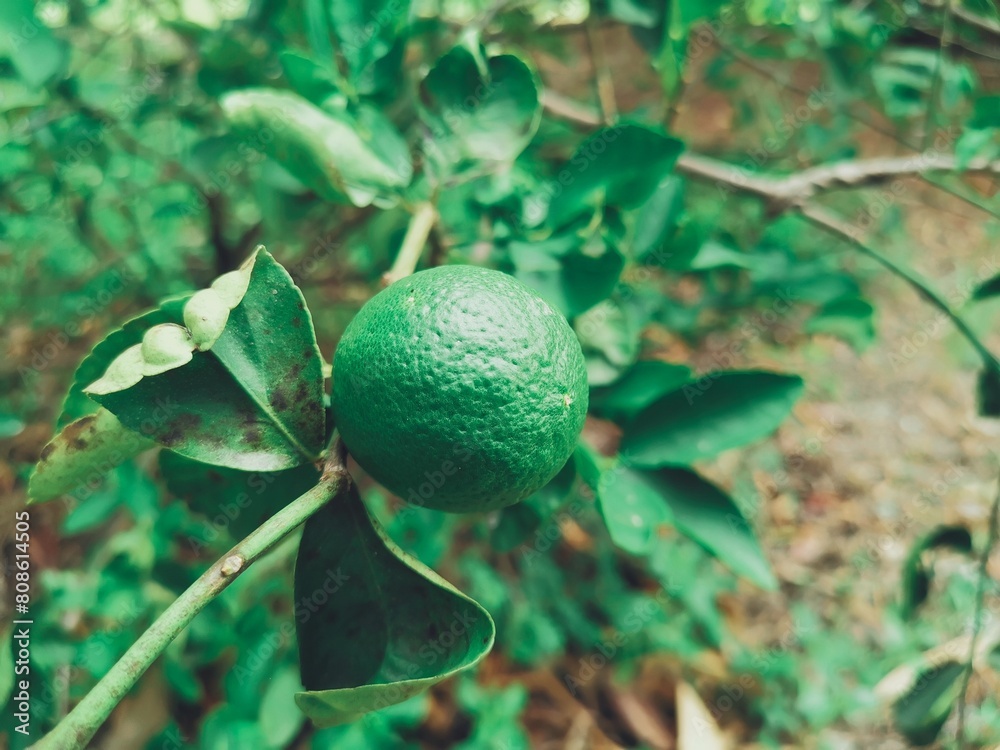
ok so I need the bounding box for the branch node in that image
[220,554,245,577]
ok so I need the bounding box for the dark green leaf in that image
[590,360,693,424]
[632,467,776,589]
[295,485,494,727]
[978,365,1000,418]
[574,442,603,493]
[900,525,973,618]
[28,408,154,504]
[969,94,1000,130]
[164,658,203,703]
[622,371,804,467]
[159,451,320,545]
[892,659,965,745]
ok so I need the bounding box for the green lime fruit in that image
[332,265,589,513]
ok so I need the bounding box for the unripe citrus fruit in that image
[332,265,588,513]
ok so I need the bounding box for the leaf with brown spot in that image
[29,409,154,504]
[87,249,327,471]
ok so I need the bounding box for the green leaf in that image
[806,296,876,352]
[509,234,625,318]
[87,248,326,471]
[200,705,268,749]
[621,370,804,467]
[596,463,672,556]
[575,300,641,386]
[607,0,660,27]
[164,658,202,703]
[329,0,411,96]
[421,47,541,165]
[900,525,973,619]
[573,442,603,492]
[546,124,685,228]
[354,103,412,190]
[279,50,343,107]
[0,0,67,88]
[455,679,530,749]
[0,413,25,439]
[969,94,1000,130]
[28,408,154,504]
[61,475,125,534]
[590,360,693,424]
[159,451,320,545]
[892,659,965,746]
[220,89,411,206]
[261,666,305,748]
[630,467,776,589]
[294,485,495,727]
[685,240,757,271]
[955,126,999,169]
[632,175,686,260]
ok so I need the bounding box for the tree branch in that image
[540,93,1000,206]
[676,150,1000,206]
[539,93,1000,373]
[30,440,350,750]
[540,91,602,127]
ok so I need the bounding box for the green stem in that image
[382,202,437,286]
[30,443,350,750]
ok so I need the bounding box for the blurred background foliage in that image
[3,0,1000,748]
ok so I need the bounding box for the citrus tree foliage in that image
[6,0,1000,747]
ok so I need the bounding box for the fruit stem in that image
[30,438,350,750]
[383,202,437,285]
